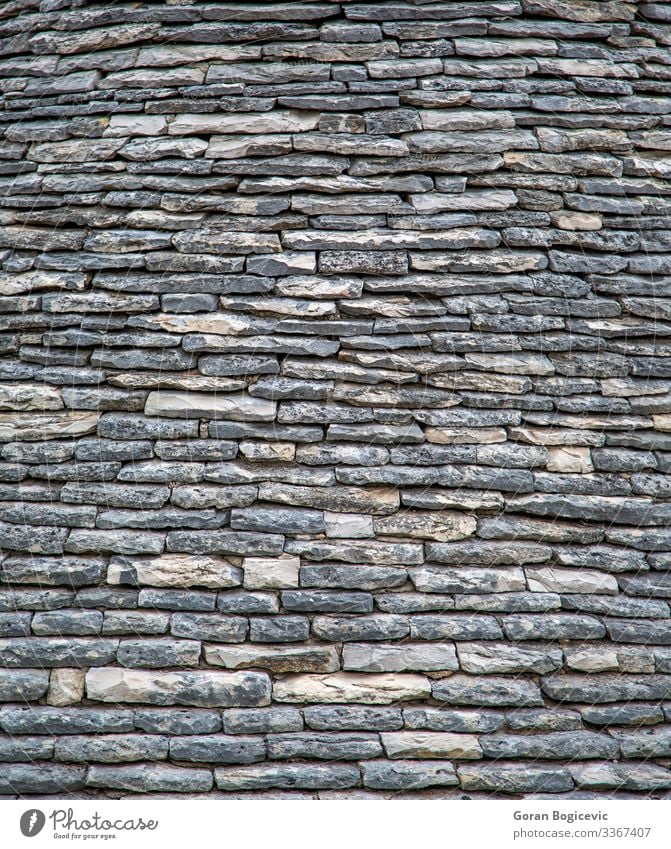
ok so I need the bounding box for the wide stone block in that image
[381,731,482,760]
[274,673,431,704]
[214,763,360,791]
[205,644,339,674]
[85,668,271,708]
[362,760,458,790]
[343,643,458,672]
[87,764,213,792]
[108,555,242,590]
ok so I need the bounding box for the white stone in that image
[242,556,300,590]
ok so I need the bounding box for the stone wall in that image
[1,0,671,799]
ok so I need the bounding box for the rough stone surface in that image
[1,0,669,800]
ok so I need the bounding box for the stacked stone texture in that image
[1,0,671,799]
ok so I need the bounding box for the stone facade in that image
[0,0,670,799]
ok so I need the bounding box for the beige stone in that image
[47,669,85,706]
[0,412,99,442]
[0,270,86,296]
[425,427,506,445]
[565,648,618,673]
[144,391,275,421]
[653,414,671,432]
[381,732,482,760]
[85,668,271,707]
[546,446,594,473]
[242,556,300,590]
[0,384,63,412]
[239,441,295,462]
[273,673,431,704]
[107,555,242,590]
[132,312,268,336]
[374,511,476,542]
[204,644,338,674]
[550,211,602,230]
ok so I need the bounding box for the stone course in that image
[0,0,670,800]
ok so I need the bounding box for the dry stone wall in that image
[1,0,671,799]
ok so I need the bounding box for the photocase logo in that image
[20,809,45,838]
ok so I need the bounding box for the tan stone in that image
[85,668,271,707]
[242,556,300,590]
[0,384,63,412]
[565,648,618,673]
[144,391,275,421]
[550,211,602,230]
[546,446,594,473]
[273,673,431,704]
[381,732,482,760]
[107,555,242,590]
[47,669,85,706]
[425,427,506,444]
[204,644,339,674]
[0,270,86,296]
[374,511,476,542]
[0,412,99,442]
[239,441,295,462]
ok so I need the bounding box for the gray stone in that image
[87,764,213,793]
[86,668,271,707]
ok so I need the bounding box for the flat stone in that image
[273,673,431,704]
[85,668,271,707]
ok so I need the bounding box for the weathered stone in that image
[458,643,563,674]
[86,669,271,708]
[205,644,338,674]
[458,764,573,793]
[87,764,213,793]
[214,763,359,791]
[273,673,430,704]
[432,676,543,707]
[108,555,241,590]
[343,643,457,672]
